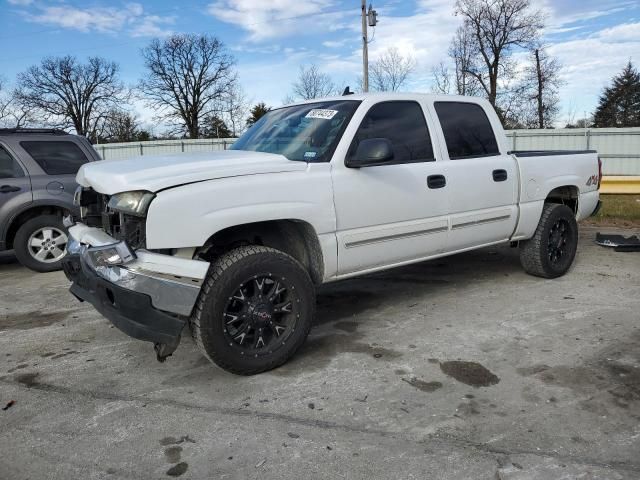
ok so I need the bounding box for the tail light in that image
[597,157,602,189]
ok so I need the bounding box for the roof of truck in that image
[285,91,486,106]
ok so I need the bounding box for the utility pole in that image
[534,49,544,129]
[361,0,369,92]
[361,2,377,92]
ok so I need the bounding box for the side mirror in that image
[346,138,394,168]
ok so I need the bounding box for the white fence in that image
[506,128,640,175]
[95,138,236,161]
[94,128,640,175]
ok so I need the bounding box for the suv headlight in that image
[108,191,155,217]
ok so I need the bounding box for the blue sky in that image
[2,0,639,129]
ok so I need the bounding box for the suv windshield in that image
[231,100,360,162]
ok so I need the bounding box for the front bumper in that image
[63,223,209,350]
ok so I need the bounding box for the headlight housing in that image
[108,191,155,217]
[85,242,136,270]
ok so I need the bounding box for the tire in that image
[14,215,69,273]
[190,245,316,375]
[519,203,578,279]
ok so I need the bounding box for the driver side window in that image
[0,146,24,179]
[348,101,434,164]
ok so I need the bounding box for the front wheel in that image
[14,215,69,273]
[519,203,578,279]
[190,246,316,375]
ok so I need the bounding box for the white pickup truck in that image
[63,93,601,374]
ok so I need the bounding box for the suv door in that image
[432,101,518,252]
[331,100,449,275]
[0,144,32,249]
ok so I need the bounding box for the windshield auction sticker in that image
[305,109,338,120]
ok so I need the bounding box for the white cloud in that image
[23,2,174,37]
[322,40,347,48]
[207,0,352,41]
[548,26,640,120]
[130,15,175,38]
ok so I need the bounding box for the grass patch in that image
[586,194,640,226]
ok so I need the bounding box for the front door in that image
[331,100,449,275]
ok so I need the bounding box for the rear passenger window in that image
[21,141,89,175]
[0,146,24,179]
[434,102,499,159]
[348,101,434,163]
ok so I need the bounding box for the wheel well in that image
[545,186,579,214]
[5,206,68,249]
[197,220,325,285]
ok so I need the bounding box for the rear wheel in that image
[14,215,68,273]
[519,203,578,278]
[190,246,315,375]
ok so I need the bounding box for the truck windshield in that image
[231,100,361,162]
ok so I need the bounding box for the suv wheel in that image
[190,246,315,375]
[14,215,69,273]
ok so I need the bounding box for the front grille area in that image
[101,211,147,250]
[78,188,147,250]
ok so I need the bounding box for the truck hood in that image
[77,150,307,194]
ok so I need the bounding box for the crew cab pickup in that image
[63,93,601,375]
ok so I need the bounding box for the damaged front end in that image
[63,191,209,361]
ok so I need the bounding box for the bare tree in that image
[454,0,543,121]
[139,34,237,138]
[98,109,148,143]
[0,77,10,124]
[431,62,452,94]
[522,47,563,128]
[15,56,127,139]
[448,26,482,96]
[217,84,249,137]
[370,47,416,92]
[291,65,336,100]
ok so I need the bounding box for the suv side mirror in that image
[346,138,394,168]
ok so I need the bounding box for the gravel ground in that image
[1,225,639,480]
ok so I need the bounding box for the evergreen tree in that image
[593,62,640,127]
[246,102,270,127]
[202,114,232,138]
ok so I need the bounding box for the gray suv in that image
[0,128,100,272]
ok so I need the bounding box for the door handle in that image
[492,169,508,182]
[0,185,20,193]
[427,175,446,189]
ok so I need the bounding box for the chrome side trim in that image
[128,267,204,287]
[451,214,511,230]
[345,226,448,248]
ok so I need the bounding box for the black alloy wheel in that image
[223,274,298,356]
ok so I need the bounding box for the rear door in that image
[0,144,32,248]
[18,139,92,206]
[431,101,518,251]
